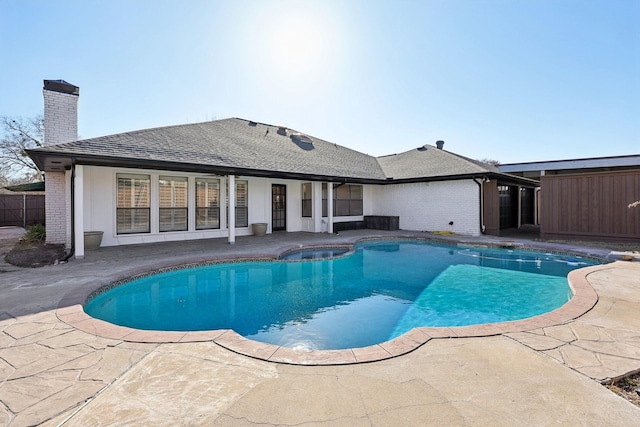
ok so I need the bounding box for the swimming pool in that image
[84,240,598,350]
[279,247,350,260]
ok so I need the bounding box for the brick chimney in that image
[43,80,79,146]
[436,140,444,150]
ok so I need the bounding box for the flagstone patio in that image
[0,228,639,426]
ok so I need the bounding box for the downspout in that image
[60,159,75,262]
[473,178,486,234]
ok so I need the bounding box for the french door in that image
[271,184,286,231]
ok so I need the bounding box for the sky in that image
[0,0,638,164]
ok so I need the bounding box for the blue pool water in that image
[279,247,349,260]
[84,240,599,350]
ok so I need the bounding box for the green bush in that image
[23,224,46,242]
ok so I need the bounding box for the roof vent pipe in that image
[436,140,444,150]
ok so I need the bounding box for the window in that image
[322,183,328,217]
[159,176,188,232]
[116,173,150,234]
[301,183,312,217]
[235,180,248,227]
[334,184,363,216]
[196,178,220,229]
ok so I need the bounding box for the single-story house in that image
[500,156,640,241]
[27,80,538,258]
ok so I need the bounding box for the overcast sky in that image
[1,0,638,163]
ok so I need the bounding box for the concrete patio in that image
[0,227,639,426]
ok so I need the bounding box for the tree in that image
[0,114,44,184]
[478,158,501,167]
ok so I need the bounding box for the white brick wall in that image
[369,180,481,236]
[43,87,77,247]
[45,171,68,245]
[43,89,78,146]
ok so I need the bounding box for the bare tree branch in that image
[0,114,43,184]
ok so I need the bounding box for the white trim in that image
[74,165,85,259]
[228,175,235,243]
[327,182,334,233]
[499,154,640,173]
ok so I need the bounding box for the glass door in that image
[272,184,286,231]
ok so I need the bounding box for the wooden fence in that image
[0,194,45,227]
[540,170,640,241]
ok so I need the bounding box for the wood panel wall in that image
[482,179,500,236]
[540,170,640,241]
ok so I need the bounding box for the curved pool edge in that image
[56,260,613,366]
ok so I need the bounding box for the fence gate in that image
[0,194,45,227]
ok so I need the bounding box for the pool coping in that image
[56,242,606,366]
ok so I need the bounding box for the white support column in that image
[187,176,195,232]
[312,181,322,232]
[228,175,236,244]
[74,165,85,259]
[327,182,334,234]
[517,186,522,228]
[65,169,73,249]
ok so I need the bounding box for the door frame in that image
[271,184,287,231]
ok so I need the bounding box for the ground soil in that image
[605,372,640,408]
[3,240,66,268]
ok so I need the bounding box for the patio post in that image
[74,164,85,258]
[327,182,334,234]
[228,175,235,244]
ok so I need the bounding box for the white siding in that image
[82,166,308,247]
[369,180,481,236]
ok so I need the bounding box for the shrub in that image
[23,224,46,242]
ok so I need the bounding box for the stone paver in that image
[0,228,638,425]
[506,261,640,382]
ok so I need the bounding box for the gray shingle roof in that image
[29,118,386,180]
[377,144,497,180]
[28,118,526,184]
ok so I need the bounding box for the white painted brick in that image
[45,171,68,244]
[369,180,481,236]
[43,90,78,146]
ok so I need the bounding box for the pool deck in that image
[1,227,639,426]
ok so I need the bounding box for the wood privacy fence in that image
[540,170,640,241]
[0,194,45,227]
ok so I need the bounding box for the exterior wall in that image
[43,89,78,146]
[78,166,486,245]
[369,180,481,236]
[482,179,500,235]
[83,166,309,247]
[541,170,640,241]
[64,169,72,248]
[43,87,78,247]
[44,171,68,245]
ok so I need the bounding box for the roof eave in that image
[25,150,539,187]
[382,172,538,186]
[26,150,386,183]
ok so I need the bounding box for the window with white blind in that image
[301,183,312,217]
[322,183,328,217]
[196,178,220,229]
[159,176,188,232]
[334,184,363,216]
[116,173,150,234]
[235,180,248,227]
